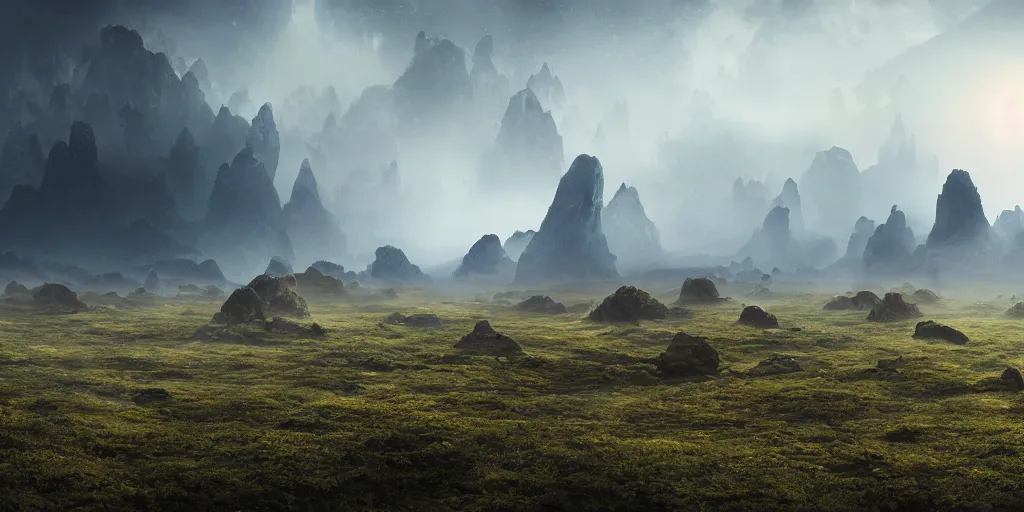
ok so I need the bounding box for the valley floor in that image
[2,284,1024,511]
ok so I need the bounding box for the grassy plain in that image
[2,283,1024,511]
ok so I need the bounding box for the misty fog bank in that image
[0,0,1022,283]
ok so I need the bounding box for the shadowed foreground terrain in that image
[3,284,1024,511]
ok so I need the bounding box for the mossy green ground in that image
[3,285,1024,511]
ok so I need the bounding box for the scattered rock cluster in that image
[212,275,309,325]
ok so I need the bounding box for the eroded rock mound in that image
[926,169,990,249]
[845,216,876,260]
[33,283,87,312]
[4,281,30,298]
[482,88,564,188]
[1006,302,1024,318]
[516,295,567,314]
[311,260,356,281]
[656,332,720,378]
[515,155,618,283]
[678,277,722,304]
[384,312,442,329]
[913,320,968,345]
[295,267,345,296]
[367,245,427,282]
[454,320,522,355]
[212,287,265,325]
[1001,367,1024,391]
[864,206,917,270]
[866,292,922,322]
[823,291,881,310]
[282,159,346,265]
[247,274,310,318]
[912,289,941,304]
[589,286,668,323]
[246,103,281,181]
[738,305,778,328]
[747,355,803,376]
[454,234,514,277]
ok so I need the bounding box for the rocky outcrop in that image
[454,320,522,356]
[294,267,345,296]
[0,124,45,207]
[212,287,265,325]
[799,146,861,236]
[454,234,514,278]
[823,291,881,310]
[366,245,428,282]
[514,155,618,283]
[33,283,87,312]
[678,278,722,303]
[845,216,876,260]
[994,206,1024,240]
[481,88,564,189]
[203,147,291,272]
[165,128,210,221]
[311,260,357,282]
[657,332,720,378]
[772,178,804,234]
[736,206,803,270]
[866,292,922,322]
[282,159,345,265]
[503,230,535,261]
[926,169,991,250]
[245,103,280,181]
[526,63,566,109]
[385,312,442,329]
[146,258,226,285]
[603,183,664,272]
[738,306,778,328]
[516,295,567,314]
[913,320,969,345]
[393,31,472,124]
[246,274,310,319]
[863,206,917,270]
[588,286,669,323]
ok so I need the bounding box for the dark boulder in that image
[603,183,665,271]
[367,245,428,282]
[589,286,668,323]
[656,332,720,378]
[247,274,310,318]
[212,287,266,325]
[454,320,522,355]
[454,234,514,277]
[866,292,923,322]
[515,295,567,314]
[515,155,618,283]
[33,283,87,312]
[738,305,779,328]
[678,277,722,303]
[1006,302,1024,318]
[912,320,968,345]
[503,230,535,261]
[1001,367,1024,391]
